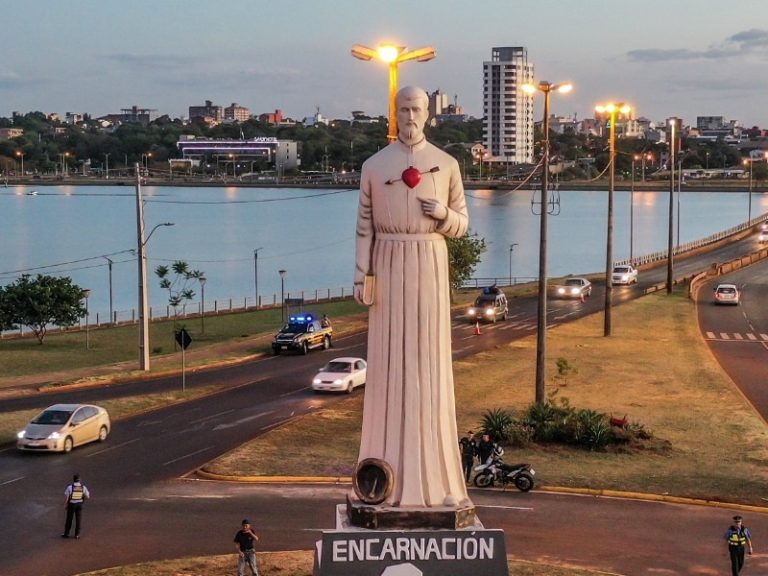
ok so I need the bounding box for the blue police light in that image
[289,314,314,323]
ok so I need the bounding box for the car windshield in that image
[322,361,352,373]
[717,287,736,294]
[474,296,496,306]
[613,267,630,273]
[283,322,308,333]
[564,279,584,287]
[31,409,73,425]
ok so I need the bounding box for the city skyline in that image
[4,0,768,127]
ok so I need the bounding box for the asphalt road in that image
[1,229,766,576]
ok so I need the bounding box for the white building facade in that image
[482,47,534,164]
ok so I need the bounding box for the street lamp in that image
[254,247,263,308]
[522,79,573,404]
[642,152,652,182]
[279,270,287,322]
[229,153,236,177]
[743,158,753,222]
[631,154,639,262]
[15,150,24,178]
[475,148,489,179]
[83,288,91,350]
[103,256,114,324]
[667,118,677,294]
[104,153,110,180]
[509,243,519,286]
[199,276,207,334]
[595,102,631,337]
[351,42,436,142]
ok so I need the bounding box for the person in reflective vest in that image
[724,515,753,576]
[62,474,90,539]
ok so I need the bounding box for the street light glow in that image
[377,45,402,62]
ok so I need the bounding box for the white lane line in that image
[475,504,534,511]
[189,409,237,424]
[163,446,213,466]
[748,333,757,341]
[761,334,768,340]
[720,333,730,340]
[0,476,25,486]
[734,333,744,340]
[213,410,275,431]
[86,437,142,457]
[706,331,715,339]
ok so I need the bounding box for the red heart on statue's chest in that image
[401,166,421,188]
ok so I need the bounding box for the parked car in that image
[17,404,111,453]
[713,283,740,305]
[556,277,593,299]
[611,265,638,285]
[466,286,508,323]
[312,357,367,393]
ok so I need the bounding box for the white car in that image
[612,265,638,285]
[556,277,593,299]
[312,357,367,393]
[714,283,740,305]
[17,404,111,453]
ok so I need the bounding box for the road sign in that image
[175,328,192,350]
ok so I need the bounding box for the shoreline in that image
[5,176,767,193]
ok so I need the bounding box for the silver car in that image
[556,277,593,299]
[17,404,111,453]
[312,357,367,393]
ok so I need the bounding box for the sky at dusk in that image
[4,0,768,127]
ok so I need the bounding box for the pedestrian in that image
[321,314,332,328]
[724,515,753,576]
[62,473,89,539]
[459,430,478,483]
[234,518,260,576]
[476,433,496,465]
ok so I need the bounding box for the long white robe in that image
[354,138,469,508]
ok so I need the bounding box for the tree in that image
[155,260,204,326]
[446,230,487,294]
[0,274,87,344]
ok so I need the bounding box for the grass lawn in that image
[205,290,768,506]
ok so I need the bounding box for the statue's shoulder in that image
[424,141,460,167]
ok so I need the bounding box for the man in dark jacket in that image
[458,430,478,483]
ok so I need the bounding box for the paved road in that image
[1,229,766,576]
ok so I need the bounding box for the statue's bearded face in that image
[396,92,428,143]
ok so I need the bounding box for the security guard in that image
[724,515,753,576]
[62,474,90,539]
[458,430,477,483]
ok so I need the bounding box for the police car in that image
[271,313,333,355]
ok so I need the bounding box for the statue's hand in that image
[420,198,448,220]
[353,283,365,305]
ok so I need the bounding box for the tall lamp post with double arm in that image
[522,79,573,404]
[351,43,436,142]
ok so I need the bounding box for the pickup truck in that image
[271,313,333,355]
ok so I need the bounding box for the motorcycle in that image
[472,454,535,492]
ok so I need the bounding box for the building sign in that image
[314,529,508,576]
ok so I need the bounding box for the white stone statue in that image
[354,85,470,509]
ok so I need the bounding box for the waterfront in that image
[1,184,766,322]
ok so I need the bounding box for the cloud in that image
[627,28,768,62]
[104,53,200,70]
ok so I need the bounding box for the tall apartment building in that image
[482,47,534,164]
[189,100,223,123]
[224,103,250,122]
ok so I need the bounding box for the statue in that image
[353,85,470,510]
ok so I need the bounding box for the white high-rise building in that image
[482,47,534,164]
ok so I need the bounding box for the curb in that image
[194,469,768,515]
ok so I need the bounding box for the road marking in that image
[0,476,25,486]
[762,334,768,340]
[453,346,473,355]
[475,504,534,511]
[86,437,142,457]
[190,409,236,424]
[163,446,213,466]
[720,333,730,340]
[748,333,757,341]
[212,410,275,431]
[706,331,716,339]
[734,333,744,340]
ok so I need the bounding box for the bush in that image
[480,408,515,442]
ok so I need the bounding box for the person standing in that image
[459,431,478,483]
[234,519,260,576]
[353,85,469,509]
[477,433,496,465]
[724,515,753,576]
[62,474,89,539]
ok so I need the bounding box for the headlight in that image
[620,274,628,281]
[467,308,476,316]
[17,431,25,439]
[333,379,343,385]
[570,288,579,295]
[47,432,61,440]
[557,288,565,294]
[313,378,322,384]
[484,308,494,316]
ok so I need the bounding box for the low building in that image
[0,127,24,140]
[189,100,223,123]
[176,137,298,171]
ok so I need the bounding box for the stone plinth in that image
[346,493,478,531]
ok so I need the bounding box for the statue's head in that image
[396,85,429,145]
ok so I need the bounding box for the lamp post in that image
[136,164,175,371]
[254,247,263,308]
[83,288,91,350]
[522,80,573,404]
[743,159,753,222]
[642,152,652,182]
[351,43,436,142]
[15,150,24,178]
[279,270,287,322]
[509,243,518,286]
[631,154,639,262]
[199,276,207,334]
[595,102,631,337]
[104,153,110,180]
[103,256,113,324]
[667,119,677,294]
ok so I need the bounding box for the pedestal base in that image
[313,504,508,576]
[346,493,477,530]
